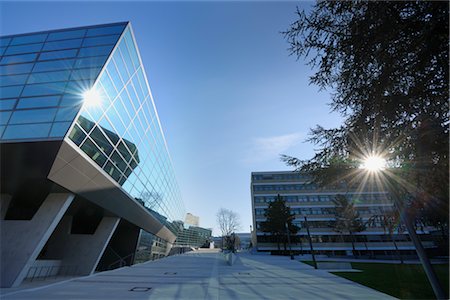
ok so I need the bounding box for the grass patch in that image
[331,262,449,299]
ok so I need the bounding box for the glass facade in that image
[0,23,126,140]
[0,23,185,239]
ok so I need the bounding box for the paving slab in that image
[1,250,396,300]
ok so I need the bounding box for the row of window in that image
[253,194,389,204]
[252,173,308,181]
[255,206,389,217]
[256,234,412,243]
[253,184,319,192]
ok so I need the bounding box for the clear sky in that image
[1,1,342,235]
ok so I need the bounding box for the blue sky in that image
[1,1,342,235]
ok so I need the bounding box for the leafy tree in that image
[332,195,365,257]
[366,210,405,263]
[260,194,298,251]
[281,0,448,234]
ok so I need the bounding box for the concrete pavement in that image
[1,249,396,299]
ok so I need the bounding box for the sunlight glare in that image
[360,155,386,172]
[82,88,102,107]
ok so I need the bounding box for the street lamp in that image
[360,155,445,299]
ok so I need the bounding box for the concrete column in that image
[0,193,74,287]
[44,215,120,275]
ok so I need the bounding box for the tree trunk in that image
[390,232,404,264]
[349,231,357,258]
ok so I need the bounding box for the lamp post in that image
[304,216,317,269]
[361,156,445,299]
[285,221,294,260]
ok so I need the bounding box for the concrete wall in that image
[0,193,74,287]
[42,215,120,275]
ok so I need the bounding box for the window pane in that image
[124,31,140,70]
[0,86,24,99]
[47,29,86,41]
[107,61,124,91]
[0,63,34,75]
[0,99,17,110]
[9,108,57,124]
[11,34,47,46]
[0,111,12,125]
[86,25,125,37]
[49,121,71,137]
[33,59,75,72]
[90,126,113,155]
[78,45,113,57]
[17,95,60,109]
[82,35,119,47]
[54,106,80,121]
[111,150,128,172]
[39,49,78,61]
[0,53,37,64]
[0,74,28,87]
[27,70,71,84]
[112,49,130,82]
[43,39,82,51]
[70,67,101,81]
[68,124,86,145]
[22,82,66,97]
[81,138,107,167]
[74,56,107,68]
[60,93,83,107]
[104,161,122,181]
[5,43,43,55]
[3,123,51,139]
[0,37,11,47]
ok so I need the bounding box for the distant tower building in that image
[185,213,199,227]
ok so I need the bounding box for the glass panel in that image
[21,81,66,97]
[77,115,95,132]
[86,25,125,37]
[0,63,34,75]
[100,71,117,101]
[119,39,134,74]
[105,106,126,135]
[0,86,23,99]
[0,53,37,64]
[78,45,114,57]
[38,49,78,61]
[9,108,57,124]
[3,123,51,139]
[107,61,124,91]
[60,93,83,107]
[0,74,28,87]
[0,37,11,47]
[33,59,75,72]
[54,106,80,121]
[0,111,12,125]
[43,39,82,51]
[68,124,86,145]
[17,95,60,109]
[104,161,122,181]
[111,150,127,172]
[112,48,130,82]
[124,31,140,70]
[82,35,119,47]
[90,126,113,155]
[47,29,86,41]
[11,34,47,46]
[5,43,43,55]
[0,47,5,56]
[74,56,107,69]
[27,70,71,84]
[81,138,106,167]
[70,67,101,81]
[0,99,17,110]
[49,121,71,137]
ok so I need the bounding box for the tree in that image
[260,194,298,252]
[332,195,365,257]
[282,0,448,231]
[216,208,241,250]
[366,210,405,263]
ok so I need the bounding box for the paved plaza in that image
[1,249,395,300]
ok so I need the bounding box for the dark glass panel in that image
[54,106,80,122]
[43,39,82,51]
[10,34,47,46]
[3,123,51,139]
[77,115,95,132]
[21,81,66,97]
[86,25,125,37]
[38,49,78,61]
[74,56,107,68]
[47,29,86,41]
[49,121,71,137]
[0,111,12,125]
[70,67,101,81]
[0,37,11,47]
[5,43,43,55]
[104,161,122,181]
[68,124,86,145]
[78,45,113,57]
[0,73,29,87]
[111,150,128,172]
[9,108,57,124]
[90,126,113,155]
[17,95,60,109]
[117,140,132,162]
[27,70,71,84]
[0,63,34,75]
[0,53,37,64]
[81,138,106,167]
[33,59,75,72]
[0,85,24,99]
[82,35,119,47]
[0,99,16,111]
[60,93,83,107]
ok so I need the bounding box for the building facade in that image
[0,22,185,287]
[251,171,436,257]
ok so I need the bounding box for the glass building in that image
[0,22,185,287]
